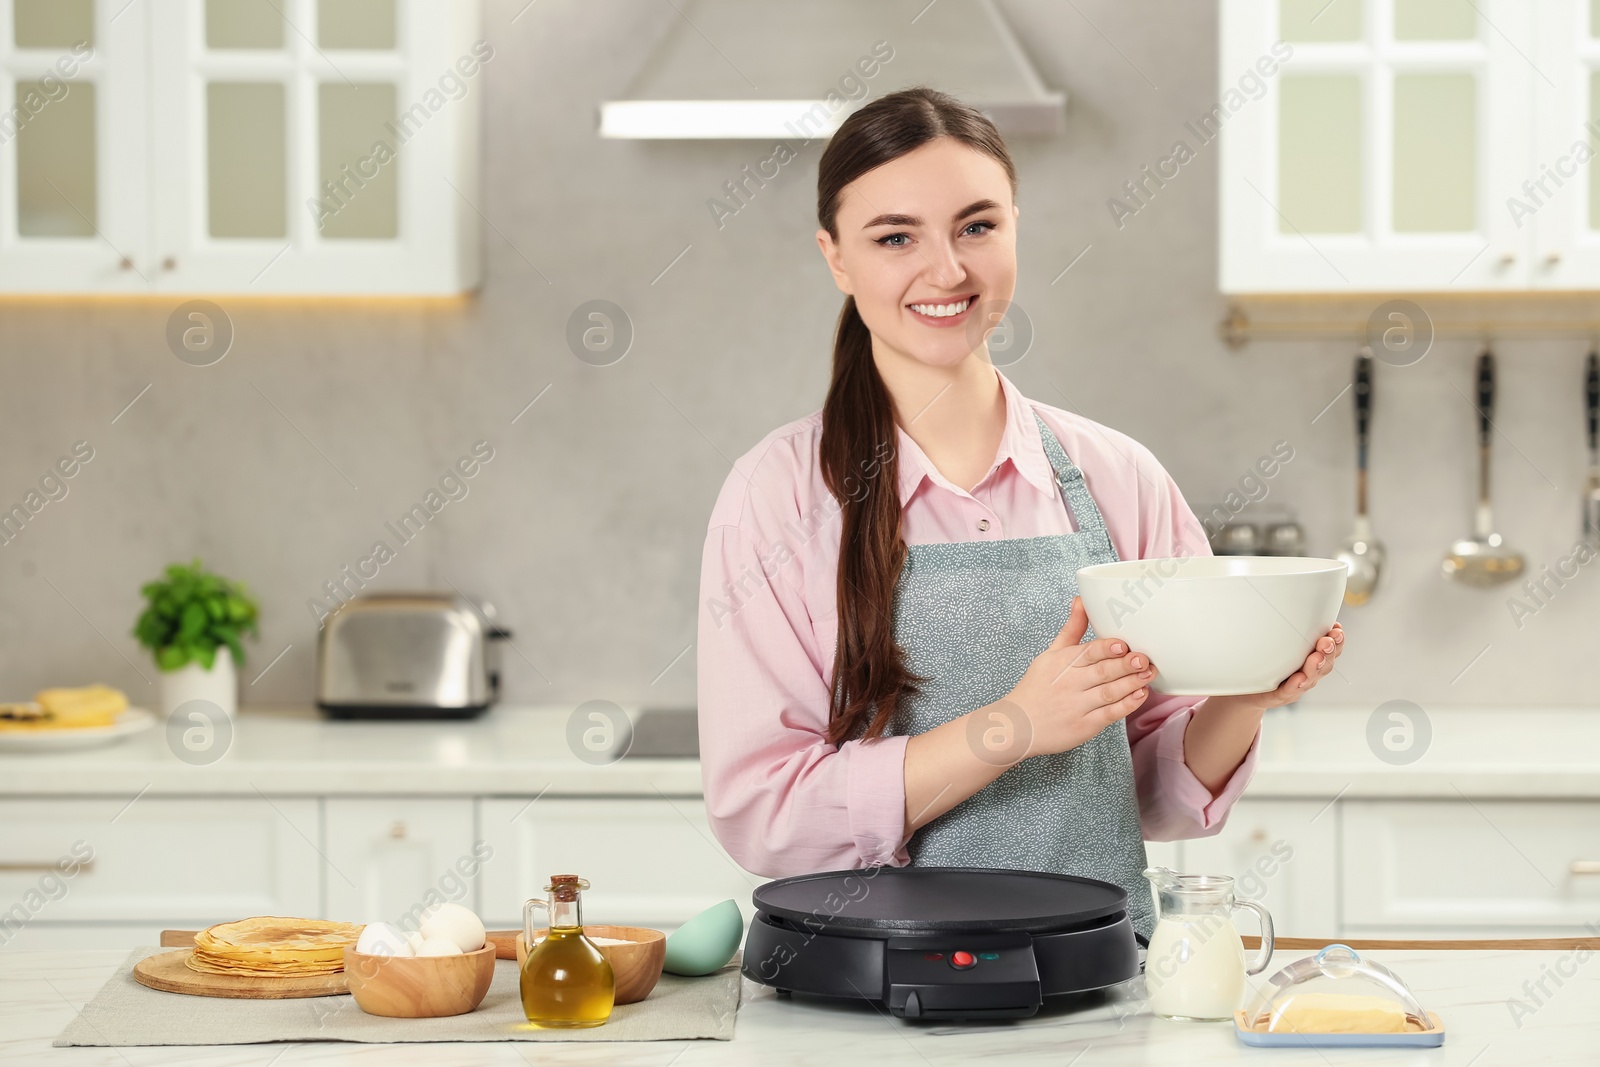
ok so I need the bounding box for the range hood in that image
[600,0,1065,140]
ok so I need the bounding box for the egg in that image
[663,899,744,976]
[416,935,464,956]
[419,901,486,952]
[405,930,426,953]
[355,921,414,957]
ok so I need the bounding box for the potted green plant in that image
[133,559,259,719]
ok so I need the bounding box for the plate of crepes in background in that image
[134,917,366,999]
[0,684,152,752]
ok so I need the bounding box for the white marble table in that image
[4,946,1596,1065]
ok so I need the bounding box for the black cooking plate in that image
[744,866,1142,1020]
[752,866,1127,936]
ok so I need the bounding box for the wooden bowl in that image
[517,925,666,1005]
[343,944,495,1018]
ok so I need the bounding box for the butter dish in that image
[1234,944,1445,1048]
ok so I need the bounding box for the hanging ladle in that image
[1443,350,1525,587]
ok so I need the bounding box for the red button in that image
[950,951,976,969]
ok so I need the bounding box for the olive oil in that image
[520,874,614,1028]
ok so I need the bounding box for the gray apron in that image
[877,410,1154,940]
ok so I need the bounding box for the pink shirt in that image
[696,367,1260,878]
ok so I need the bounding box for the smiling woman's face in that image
[818,136,1018,371]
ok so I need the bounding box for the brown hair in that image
[817,86,1018,746]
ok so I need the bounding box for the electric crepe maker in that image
[741,866,1142,1020]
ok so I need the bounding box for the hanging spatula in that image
[1337,350,1383,605]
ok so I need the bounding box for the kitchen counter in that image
[1,703,1597,798]
[3,945,1594,1064]
[0,704,703,796]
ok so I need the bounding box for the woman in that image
[695,87,1342,939]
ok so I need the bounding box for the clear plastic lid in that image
[1242,944,1434,1034]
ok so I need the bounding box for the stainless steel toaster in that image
[315,593,509,719]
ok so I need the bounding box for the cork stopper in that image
[548,874,581,902]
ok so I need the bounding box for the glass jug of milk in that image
[1141,866,1275,1021]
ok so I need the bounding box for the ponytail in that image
[820,296,921,744]
[814,87,1017,745]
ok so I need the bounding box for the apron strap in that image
[1033,409,1118,560]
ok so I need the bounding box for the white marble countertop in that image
[1248,704,1600,798]
[3,945,1594,1065]
[1,703,1597,798]
[0,704,703,796]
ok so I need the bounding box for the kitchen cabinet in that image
[1219,0,1600,292]
[1,0,145,291]
[1341,799,1600,937]
[0,797,321,942]
[322,797,477,930]
[0,0,482,294]
[1530,2,1600,287]
[1176,798,1338,939]
[476,797,760,930]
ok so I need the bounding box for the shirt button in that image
[977,519,991,532]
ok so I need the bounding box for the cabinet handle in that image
[161,257,177,271]
[1499,252,1517,267]
[1571,860,1600,875]
[389,821,407,839]
[0,860,94,874]
[1546,252,1563,267]
[118,257,133,271]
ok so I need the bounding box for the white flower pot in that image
[159,654,238,720]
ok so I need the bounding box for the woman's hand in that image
[1210,622,1346,713]
[1181,623,1345,792]
[999,596,1153,759]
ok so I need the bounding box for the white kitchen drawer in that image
[1179,799,1338,938]
[1342,800,1600,931]
[478,797,760,929]
[1143,840,1181,872]
[323,799,476,929]
[0,797,320,926]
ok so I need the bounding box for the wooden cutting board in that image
[134,949,349,999]
[486,930,519,959]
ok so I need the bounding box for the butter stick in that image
[1267,992,1412,1034]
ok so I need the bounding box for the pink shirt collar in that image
[892,367,1059,504]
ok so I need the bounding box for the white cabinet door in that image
[477,798,761,930]
[1342,799,1600,936]
[0,797,320,930]
[145,0,483,294]
[0,0,150,291]
[323,798,478,930]
[1220,0,1534,292]
[1530,0,1600,287]
[1177,799,1338,939]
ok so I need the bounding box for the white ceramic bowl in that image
[1075,556,1347,696]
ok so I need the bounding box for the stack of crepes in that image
[0,685,127,732]
[187,917,366,978]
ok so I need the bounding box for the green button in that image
[979,952,1000,960]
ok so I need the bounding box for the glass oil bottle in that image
[520,874,615,1027]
